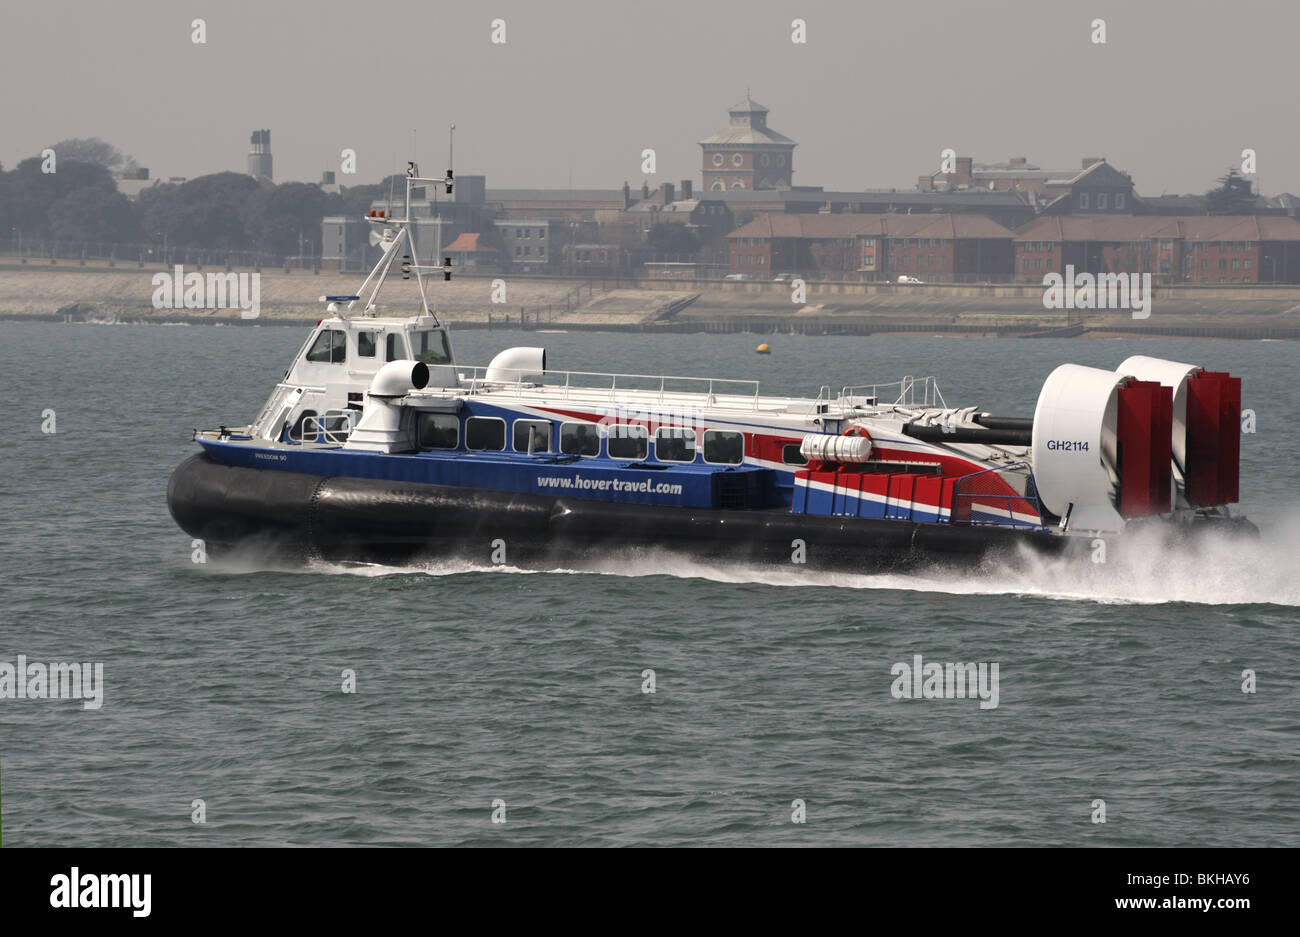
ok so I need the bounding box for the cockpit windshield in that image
[411,330,451,365]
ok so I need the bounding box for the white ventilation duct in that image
[369,360,430,397]
[485,347,546,383]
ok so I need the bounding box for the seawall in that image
[3,263,1298,339]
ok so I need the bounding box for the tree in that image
[47,185,143,244]
[1205,168,1256,215]
[0,157,119,240]
[45,138,137,175]
[243,181,339,257]
[139,172,260,250]
[646,223,701,258]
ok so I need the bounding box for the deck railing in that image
[458,367,764,410]
[839,375,946,409]
[455,368,952,416]
[288,410,356,447]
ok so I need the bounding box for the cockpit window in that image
[386,333,405,361]
[411,330,451,365]
[306,330,346,364]
[357,331,377,358]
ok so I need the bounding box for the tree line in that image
[0,138,1271,263]
[0,138,407,261]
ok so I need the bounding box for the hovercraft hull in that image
[168,453,1074,570]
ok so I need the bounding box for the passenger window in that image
[289,410,318,442]
[655,427,696,463]
[411,330,451,364]
[357,331,377,358]
[606,424,648,460]
[560,421,600,456]
[418,413,459,449]
[465,417,506,451]
[386,333,406,361]
[513,419,552,453]
[703,430,744,464]
[306,330,346,364]
[782,443,808,466]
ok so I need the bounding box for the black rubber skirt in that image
[168,452,1073,569]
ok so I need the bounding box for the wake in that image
[199,510,1300,608]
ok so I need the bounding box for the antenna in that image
[446,125,455,194]
[386,156,395,217]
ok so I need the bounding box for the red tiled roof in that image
[444,232,499,252]
[1015,214,1300,242]
[726,212,1014,240]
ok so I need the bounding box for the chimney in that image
[623,181,631,209]
[662,182,675,206]
[641,181,650,200]
[321,170,336,185]
[954,157,973,185]
[681,179,692,200]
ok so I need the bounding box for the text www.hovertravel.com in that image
[537,476,683,495]
[1113,897,1250,911]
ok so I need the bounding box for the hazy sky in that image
[3,0,1297,196]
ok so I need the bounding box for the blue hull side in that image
[168,452,1072,569]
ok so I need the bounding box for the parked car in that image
[773,272,803,282]
[723,273,752,281]
[897,275,923,284]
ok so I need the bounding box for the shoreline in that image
[3,263,1298,340]
[6,312,1295,340]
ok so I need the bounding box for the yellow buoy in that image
[755,343,771,354]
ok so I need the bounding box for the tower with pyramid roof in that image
[699,93,796,192]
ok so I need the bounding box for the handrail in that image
[457,366,763,409]
[288,410,357,448]
[839,375,946,409]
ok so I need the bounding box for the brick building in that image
[1013,215,1300,284]
[712,188,1035,231]
[616,182,732,250]
[700,94,797,192]
[727,213,1016,281]
[921,156,1137,215]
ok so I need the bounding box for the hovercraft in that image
[167,171,1255,571]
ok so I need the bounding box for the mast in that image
[333,164,455,323]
